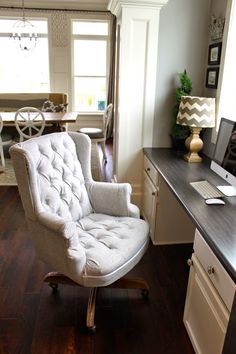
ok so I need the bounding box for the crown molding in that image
[108,0,169,16]
[0,0,109,11]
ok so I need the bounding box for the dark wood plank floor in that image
[0,140,194,354]
[98,138,114,182]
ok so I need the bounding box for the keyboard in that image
[190,180,224,199]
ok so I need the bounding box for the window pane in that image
[74,40,107,76]
[0,37,50,92]
[73,21,108,35]
[74,77,106,112]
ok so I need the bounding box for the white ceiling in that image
[0,0,110,11]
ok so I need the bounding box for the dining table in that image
[0,111,78,128]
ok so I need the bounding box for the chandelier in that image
[11,0,38,51]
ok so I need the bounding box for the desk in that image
[0,111,78,126]
[143,148,236,354]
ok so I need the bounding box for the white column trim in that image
[107,0,169,208]
[108,0,168,17]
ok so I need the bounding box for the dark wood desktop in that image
[144,147,236,354]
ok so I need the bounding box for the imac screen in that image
[213,118,236,176]
[211,118,236,196]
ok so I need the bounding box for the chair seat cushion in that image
[76,213,149,287]
[79,127,104,139]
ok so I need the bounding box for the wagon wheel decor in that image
[15,107,45,141]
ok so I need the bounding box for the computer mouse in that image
[205,198,225,205]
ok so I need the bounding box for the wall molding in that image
[108,0,168,17]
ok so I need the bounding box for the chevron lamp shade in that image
[177,96,215,128]
[176,96,215,163]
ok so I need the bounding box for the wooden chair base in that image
[44,272,149,332]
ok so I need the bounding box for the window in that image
[72,20,110,112]
[0,18,49,93]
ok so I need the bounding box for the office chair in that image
[15,107,45,142]
[10,132,149,332]
[78,103,113,163]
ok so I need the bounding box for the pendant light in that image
[11,0,37,51]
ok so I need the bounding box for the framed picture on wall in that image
[208,42,222,65]
[205,67,219,89]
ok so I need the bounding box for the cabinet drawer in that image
[194,229,236,311]
[184,253,229,354]
[143,155,159,186]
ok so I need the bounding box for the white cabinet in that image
[142,170,158,242]
[142,155,159,243]
[142,154,195,245]
[184,230,236,354]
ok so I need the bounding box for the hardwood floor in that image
[0,142,194,354]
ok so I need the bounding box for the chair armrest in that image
[28,211,86,283]
[36,211,77,239]
[86,181,140,218]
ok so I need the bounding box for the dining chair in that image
[15,107,46,142]
[10,131,149,332]
[0,114,15,168]
[78,103,113,163]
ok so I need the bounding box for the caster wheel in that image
[88,325,96,334]
[141,288,149,299]
[49,282,58,293]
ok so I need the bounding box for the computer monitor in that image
[211,117,236,196]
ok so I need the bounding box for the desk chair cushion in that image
[10,132,149,287]
[79,127,104,139]
[77,213,148,286]
[30,211,148,287]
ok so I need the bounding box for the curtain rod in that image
[0,6,110,14]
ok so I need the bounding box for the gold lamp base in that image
[184,127,203,163]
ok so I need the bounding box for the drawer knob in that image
[187,259,193,267]
[146,167,151,172]
[207,265,215,275]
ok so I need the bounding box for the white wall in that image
[203,0,227,99]
[202,0,227,158]
[152,0,211,147]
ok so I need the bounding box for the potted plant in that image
[170,70,192,151]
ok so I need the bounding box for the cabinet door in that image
[142,171,157,243]
[184,254,229,354]
[154,177,195,244]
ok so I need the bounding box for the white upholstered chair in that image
[78,103,113,163]
[10,132,149,332]
[15,107,45,142]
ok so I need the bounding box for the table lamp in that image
[176,96,215,162]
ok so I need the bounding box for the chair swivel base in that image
[44,271,149,332]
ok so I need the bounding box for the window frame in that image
[71,17,111,113]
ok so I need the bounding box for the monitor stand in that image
[217,185,236,197]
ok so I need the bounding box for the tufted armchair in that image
[10,132,149,332]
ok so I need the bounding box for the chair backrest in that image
[102,103,113,136]
[15,107,46,141]
[10,132,93,222]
